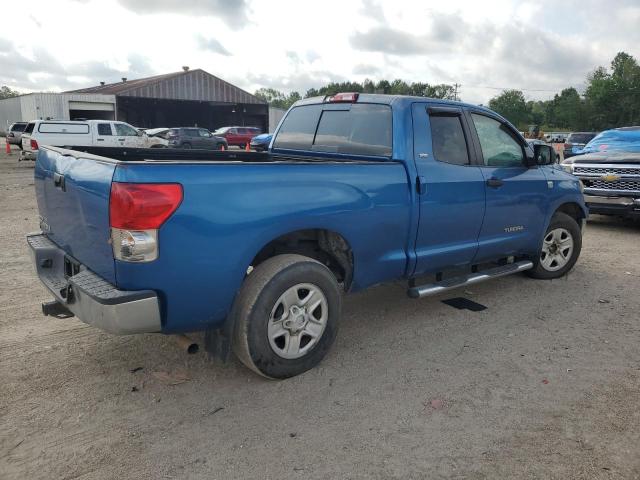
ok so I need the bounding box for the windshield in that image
[11,123,26,132]
[213,127,230,134]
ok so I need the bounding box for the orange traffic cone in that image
[220,143,225,151]
[5,140,11,155]
[245,142,250,152]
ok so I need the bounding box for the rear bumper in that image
[27,233,161,334]
[584,194,640,217]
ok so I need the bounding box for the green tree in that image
[584,52,640,129]
[0,85,20,100]
[550,88,582,129]
[254,88,302,109]
[488,89,529,128]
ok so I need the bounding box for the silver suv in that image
[5,122,27,149]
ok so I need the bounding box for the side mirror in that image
[533,144,554,166]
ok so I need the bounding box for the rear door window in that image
[429,115,469,165]
[97,123,112,136]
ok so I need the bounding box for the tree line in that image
[256,51,640,132]
[254,80,457,110]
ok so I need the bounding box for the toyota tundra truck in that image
[27,93,587,379]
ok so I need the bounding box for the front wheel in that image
[527,212,582,279]
[232,254,341,379]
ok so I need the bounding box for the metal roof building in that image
[67,67,269,131]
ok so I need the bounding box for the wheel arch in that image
[248,228,354,291]
[553,201,587,227]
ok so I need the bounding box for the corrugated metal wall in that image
[0,97,22,133]
[123,70,263,104]
[0,93,116,126]
[268,107,286,132]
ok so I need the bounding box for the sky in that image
[0,0,638,105]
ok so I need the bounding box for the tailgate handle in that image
[53,172,66,191]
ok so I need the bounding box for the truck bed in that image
[60,146,379,164]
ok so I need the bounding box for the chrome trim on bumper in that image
[583,195,639,206]
[27,233,161,335]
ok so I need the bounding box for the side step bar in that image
[407,260,534,299]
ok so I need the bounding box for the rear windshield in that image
[38,123,90,134]
[568,133,596,144]
[11,123,26,132]
[274,103,392,157]
[24,122,35,134]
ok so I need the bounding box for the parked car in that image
[20,120,149,161]
[213,126,261,148]
[544,132,568,143]
[28,92,586,379]
[526,138,559,162]
[250,133,273,152]
[561,127,640,219]
[563,132,598,159]
[5,122,28,149]
[164,127,227,150]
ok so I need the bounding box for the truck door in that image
[411,103,486,275]
[466,111,549,261]
[95,122,117,147]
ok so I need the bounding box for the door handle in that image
[486,178,503,188]
[117,138,125,141]
[53,173,65,191]
[97,138,104,141]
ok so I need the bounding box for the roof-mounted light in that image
[327,92,359,103]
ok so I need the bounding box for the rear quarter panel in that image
[113,161,412,333]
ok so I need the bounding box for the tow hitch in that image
[42,300,74,319]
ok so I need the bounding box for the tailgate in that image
[34,147,117,283]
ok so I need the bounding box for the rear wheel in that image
[527,212,582,279]
[232,254,341,379]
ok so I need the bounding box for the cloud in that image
[244,71,348,95]
[353,63,381,75]
[115,0,250,29]
[360,0,385,22]
[351,27,433,56]
[0,39,156,91]
[196,35,232,56]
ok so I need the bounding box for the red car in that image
[213,126,262,148]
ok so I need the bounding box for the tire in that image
[182,142,192,149]
[232,254,341,379]
[526,212,582,279]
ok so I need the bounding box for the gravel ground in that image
[0,145,639,479]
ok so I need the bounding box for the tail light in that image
[109,182,183,262]
[30,139,39,150]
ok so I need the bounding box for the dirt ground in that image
[1,144,639,480]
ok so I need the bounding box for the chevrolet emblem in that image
[600,173,620,182]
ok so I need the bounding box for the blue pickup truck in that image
[28,93,587,378]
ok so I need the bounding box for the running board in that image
[407,260,534,299]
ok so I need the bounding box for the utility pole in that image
[453,83,461,101]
